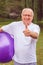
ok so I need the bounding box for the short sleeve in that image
[33,25,40,36]
[1,22,15,36]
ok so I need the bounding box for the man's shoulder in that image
[32,23,40,28]
[31,23,40,31]
[10,21,21,25]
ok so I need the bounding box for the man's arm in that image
[23,29,39,39]
[29,31,38,39]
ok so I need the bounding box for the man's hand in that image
[23,28,38,39]
[23,29,31,37]
[0,28,3,32]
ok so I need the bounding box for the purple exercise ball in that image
[0,31,14,63]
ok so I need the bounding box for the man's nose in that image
[26,15,29,18]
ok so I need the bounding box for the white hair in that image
[21,8,34,16]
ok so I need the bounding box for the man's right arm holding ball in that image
[0,28,3,32]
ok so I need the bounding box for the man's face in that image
[21,9,34,26]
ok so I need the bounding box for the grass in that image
[37,29,43,65]
[0,18,43,65]
[0,18,15,26]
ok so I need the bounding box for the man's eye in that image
[23,15,31,16]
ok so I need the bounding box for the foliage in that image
[0,0,43,22]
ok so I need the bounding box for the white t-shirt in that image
[1,21,40,64]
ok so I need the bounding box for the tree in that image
[37,0,43,21]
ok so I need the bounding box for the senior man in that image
[0,8,40,65]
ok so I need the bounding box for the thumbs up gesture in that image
[23,25,31,37]
[23,25,38,39]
